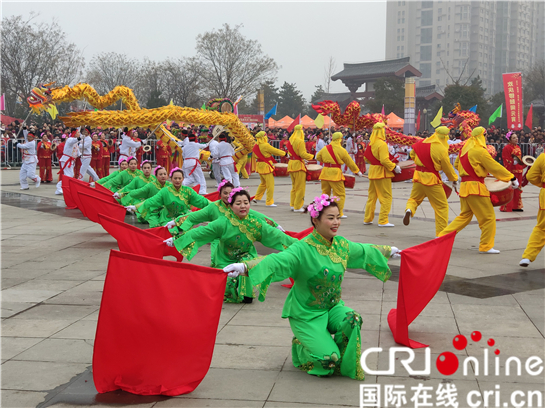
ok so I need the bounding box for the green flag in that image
[201,103,206,110]
[488,104,502,125]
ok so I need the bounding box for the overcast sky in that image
[3,1,387,102]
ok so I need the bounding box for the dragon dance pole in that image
[15,110,33,139]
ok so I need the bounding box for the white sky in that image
[3,1,387,101]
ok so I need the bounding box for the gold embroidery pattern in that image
[304,230,349,268]
[221,209,263,243]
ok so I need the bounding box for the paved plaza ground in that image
[1,168,544,408]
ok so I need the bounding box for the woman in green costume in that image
[96,158,128,185]
[166,180,282,237]
[165,180,283,268]
[122,166,171,219]
[113,160,155,202]
[102,156,143,191]
[133,168,210,228]
[223,194,401,380]
[164,188,297,303]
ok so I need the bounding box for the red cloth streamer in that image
[281,227,314,288]
[70,179,99,217]
[62,177,78,209]
[146,226,174,241]
[387,232,456,348]
[192,184,200,193]
[79,193,126,223]
[284,227,313,240]
[93,250,226,395]
[97,214,183,262]
[287,114,301,133]
[72,181,118,204]
[204,191,220,201]
[94,182,113,195]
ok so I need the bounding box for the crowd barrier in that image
[1,139,543,169]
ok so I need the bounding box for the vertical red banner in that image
[502,72,523,131]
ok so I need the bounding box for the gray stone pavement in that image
[1,168,544,408]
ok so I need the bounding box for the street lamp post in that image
[423,109,428,133]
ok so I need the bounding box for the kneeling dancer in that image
[223,194,400,379]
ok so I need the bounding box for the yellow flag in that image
[314,114,324,129]
[430,107,443,128]
[46,104,58,119]
[169,99,174,105]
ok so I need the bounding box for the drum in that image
[344,174,356,189]
[484,177,513,207]
[306,164,322,181]
[307,160,318,165]
[522,155,535,166]
[274,163,288,177]
[392,160,416,182]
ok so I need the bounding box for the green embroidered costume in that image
[244,230,392,380]
[97,169,123,185]
[103,168,143,192]
[173,210,297,303]
[116,174,156,206]
[137,185,210,228]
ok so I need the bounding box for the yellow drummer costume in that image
[287,125,314,212]
[253,131,286,206]
[233,139,249,179]
[315,132,360,218]
[520,153,545,266]
[438,127,514,253]
[363,123,399,226]
[403,126,458,236]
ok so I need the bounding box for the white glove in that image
[276,225,285,232]
[163,238,174,247]
[394,166,402,174]
[165,220,176,229]
[452,180,459,193]
[223,263,246,277]
[357,172,364,177]
[511,178,520,189]
[113,192,120,199]
[390,246,402,258]
[125,205,136,213]
[176,141,184,148]
[89,182,95,188]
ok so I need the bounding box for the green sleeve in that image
[176,205,214,231]
[173,218,224,260]
[258,221,298,251]
[346,240,391,282]
[101,171,122,187]
[118,177,141,196]
[188,189,211,210]
[103,171,127,191]
[249,209,278,228]
[245,242,302,301]
[129,183,155,201]
[97,170,118,185]
[137,188,166,220]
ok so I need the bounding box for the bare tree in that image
[162,58,202,108]
[324,56,337,94]
[195,24,278,101]
[1,14,84,116]
[85,52,142,107]
[138,58,166,108]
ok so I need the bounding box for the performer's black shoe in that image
[403,210,411,226]
[513,209,523,212]
[242,296,253,304]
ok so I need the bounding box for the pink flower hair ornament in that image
[118,157,128,164]
[140,159,151,167]
[307,194,340,218]
[126,156,136,162]
[153,165,164,175]
[217,179,231,192]
[169,167,182,177]
[228,187,246,204]
[505,131,513,141]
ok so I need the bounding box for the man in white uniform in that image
[315,132,326,165]
[17,131,40,189]
[55,128,81,195]
[78,127,100,182]
[178,133,208,194]
[217,133,240,187]
[118,129,141,164]
[208,135,222,185]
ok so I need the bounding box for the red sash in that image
[459,152,484,183]
[252,144,276,172]
[287,141,307,172]
[364,144,398,165]
[326,145,342,168]
[186,158,200,176]
[412,141,441,180]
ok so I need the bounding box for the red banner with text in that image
[502,72,523,130]
[238,114,264,124]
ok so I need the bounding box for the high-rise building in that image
[385,1,545,97]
